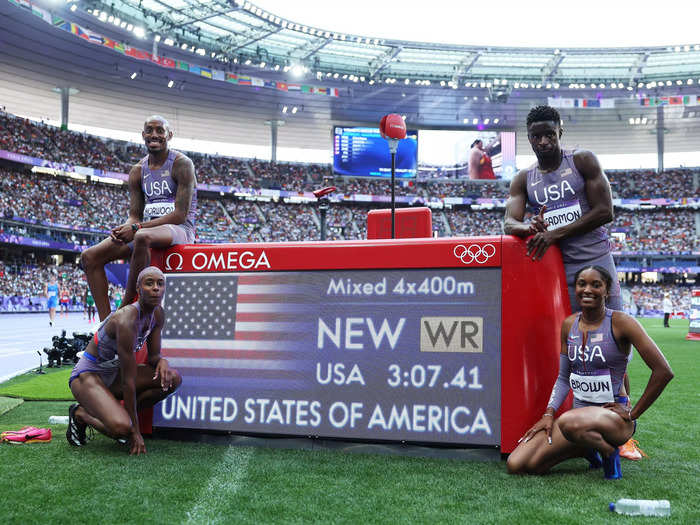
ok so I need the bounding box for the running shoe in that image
[66,403,87,446]
[585,448,603,469]
[1,426,39,439]
[2,427,51,444]
[603,448,622,480]
[619,439,647,460]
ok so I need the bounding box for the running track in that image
[0,313,97,383]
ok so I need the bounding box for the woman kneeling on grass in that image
[507,266,673,479]
[67,266,181,455]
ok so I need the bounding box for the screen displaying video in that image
[418,130,516,180]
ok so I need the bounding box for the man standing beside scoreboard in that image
[503,105,621,311]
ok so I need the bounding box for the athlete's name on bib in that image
[144,202,175,219]
[570,370,614,403]
[543,201,582,230]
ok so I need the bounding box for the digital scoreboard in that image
[333,126,418,178]
[152,237,570,452]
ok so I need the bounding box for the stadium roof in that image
[76,0,700,91]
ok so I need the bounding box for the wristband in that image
[131,223,141,232]
[543,413,553,417]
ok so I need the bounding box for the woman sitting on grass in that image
[67,266,181,455]
[507,265,673,479]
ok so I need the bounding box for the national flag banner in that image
[177,61,189,71]
[31,5,52,23]
[330,87,339,97]
[189,65,202,75]
[51,15,65,26]
[200,67,213,79]
[225,73,238,84]
[161,57,176,68]
[251,77,264,87]
[125,47,150,60]
[669,96,683,105]
[114,42,125,54]
[85,30,103,45]
[287,83,301,91]
[264,80,277,88]
[238,76,251,85]
[301,85,312,93]
[276,82,288,91]
[102,37,116,49]
[212,70,225,81]
[316,87,328,95]
[11,0,30,8]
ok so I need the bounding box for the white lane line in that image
[184,446,252,524]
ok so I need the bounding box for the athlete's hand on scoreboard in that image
[526,229,558,260]
[528,205,548,234]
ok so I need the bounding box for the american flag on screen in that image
[161,273,316,390]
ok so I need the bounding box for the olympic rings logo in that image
[453,243,496,265]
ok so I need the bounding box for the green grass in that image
[0,319,697,524]
[0,397,23,416]
[0,367,73,401]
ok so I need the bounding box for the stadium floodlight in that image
[629,118,634,125]
[536,83,542,89]
[113,17,120,26]
[333,73,339,78]
[493,118,500,124]
[245,59,252,65]
[167,79,174,88]
[695,45,700,50]
[514,82,520,88]
[107,14,114,22]
[164,38,174,46]
[635,117,641,125]
[484,118,490,125]
[472,118,478,124]
[440,80,445,86]
[666,80,672,86]
[676,80,682,85]
[674,46,681,52]
[627,86,634,91]
[181,43,188,50]
[684,45,690,51]
[99,12,107,21]
[197,49,206,56]
[599,83,605,89]
[641,117,648,125]
[275,65,281,71]
[292,106,298,114]
[463,118,469,124]
[259,62,265,68]
[405,78,410,84]
[291,64,305,78]
[69,4,77,12]
[553,82,559,89]
[211,51,216,58]
[689,79,694,85]
[130,72,138,80]
[133,26,145,38]
[282,106,288,113]
[369,80,375,85]
[92,10,99,16]
[154,34,161,42]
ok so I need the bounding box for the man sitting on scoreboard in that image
[80,115,197,321]
[503,104,644,460]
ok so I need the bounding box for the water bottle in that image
[609,499,671,517]
[48,415,69,425]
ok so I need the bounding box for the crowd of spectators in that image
[2,110,699,199]
[607,168,700,199]
[611,209,697,253]
[625,283,692,316]
[1,110,699,311]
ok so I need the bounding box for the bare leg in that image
[508,407,635,475]
[70,373,133,439]
[81,238,132,321]
[49,307,56,324]
[110,363,182,409]
[121,226,174,308]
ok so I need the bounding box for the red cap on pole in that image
[379,114,407,140]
